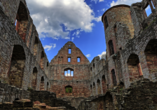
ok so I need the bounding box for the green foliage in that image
[27,87,33,91]
[65,87,72,93]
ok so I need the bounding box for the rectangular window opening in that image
[104,16,108,29]
[68,57,71,62]
[65,71,67,76]
[68,48,71,54]
[77,57,80,62]
[68,70,70,76]
[71,71,74,76]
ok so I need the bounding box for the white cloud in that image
[86,54,91,58]
[99,0,104,2]
[72,37,74,41]
[26,0,101,40]
[44,43,56,51]
[97,8,106,13]
[72,30,82,38]
[98,51,106,59]
[91,0,104,3]
[94,16,101,22]
[110,0,141,7]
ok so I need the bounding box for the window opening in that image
[151,1,155,9]
[111,69,117,86]
[104,16,108,29]
[33,37,39,56]
[108,40,114,56]
[77,57,80,62]
[68,48,71,54]
[145,4,152,17]
[68,57,71,62]
[64,68,74,77]
[65,86,72,93]
[93,63,95,68]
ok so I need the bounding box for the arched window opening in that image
[64,68,74,77]
[145,39,157,74]
[111,69,117,86]
[65,85,72,93]
[90,85,92,96]
[47,62,49,67]
[47,82,49,91]
[127,54,143,81]
[33,37,39,56]
[9,45,26,88]
[104,16,108,29]
[40,76,44,90]
[40,51,45,70]
[97,79,101,95]
[102,75,106,94]
[104,93,114,109]
[68,48,71,54]
[32,67,37,90]
[15,2,28,42]
[108,40,114,56]
[93,82,96,96]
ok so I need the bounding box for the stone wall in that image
[50,42,90,101]
[0,81,30,103]
[0,0,50,91]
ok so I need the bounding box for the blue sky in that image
[26,0,149,62]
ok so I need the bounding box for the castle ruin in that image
[0,0,157,110]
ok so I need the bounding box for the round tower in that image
[102,5,134,58]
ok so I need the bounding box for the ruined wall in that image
[50,42,90,108]
[101,5,135,89]
[0,0,50,90]
[120,15,157,88]
[131,0,157,36]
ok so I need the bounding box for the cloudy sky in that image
[26,0,144,62]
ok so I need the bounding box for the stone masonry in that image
[0,0,157,109]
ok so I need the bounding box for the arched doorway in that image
[144,39,157,74]
[97,79,101,95]
[40,76,44,90]
[127,54,143,81]
[32,67,37,90]
[9,45,26,88]
[33,37,39,56]
[40,51,45,70]
[15,2,28,42]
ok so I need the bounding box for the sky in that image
[26,0,150,62]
